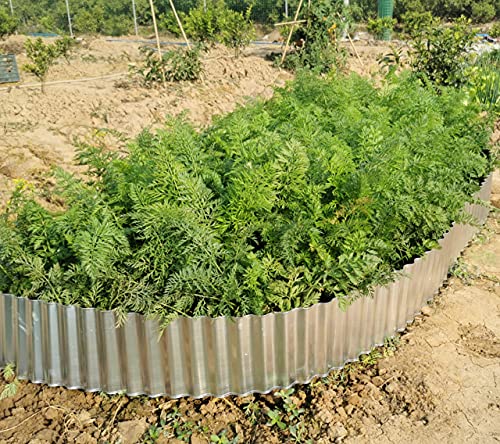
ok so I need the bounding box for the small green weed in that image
[210,430,239,444]
[243,399,261,424]
[377,45,407,77]
[266,388,310,442]
[1,363,19,400]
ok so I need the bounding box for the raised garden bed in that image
[0,73,495,397]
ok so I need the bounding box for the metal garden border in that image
[0,174,493,398]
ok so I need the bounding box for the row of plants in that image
[1,0,499,40]
[352,0,499,24]
[376,17,499,114]
[0,70,494,325]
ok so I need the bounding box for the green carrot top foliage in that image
[0,73,494,325]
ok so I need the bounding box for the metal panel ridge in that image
[0,174,493,398]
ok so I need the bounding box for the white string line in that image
[0,72,128,92]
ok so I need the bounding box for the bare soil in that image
[0,36,498,444]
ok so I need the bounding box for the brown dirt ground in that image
[0,36,498,444]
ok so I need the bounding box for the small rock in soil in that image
[43,407,60,420]
[75,432,97,444]
[348,394,362,406]
[337,406,347,419]
[385,382,399,394]
[332,423,348,439]
[117,418,149,444]
[345,404,355,415]
[33,429,57,442]
[421,306,432,316]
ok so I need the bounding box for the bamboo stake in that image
[280,0,304,65]
[64,0,74,38]
[336,12,362,67]
[347,31,363,66]
[132,0,139,36]
[148,0,165,82]
[168,0,190,48]
[274,19,307,27]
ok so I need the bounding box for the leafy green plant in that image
[210,430,239,444]
[184,0,223,44]
[266,388,310,442]
[490,22,500,38]
[218,6,255,56]
[23,38,61,92]
[367,16,397,39]
[398,11,436,37]
[471,1,496,23]
[465,50,500,114]
[159,11,185,37]
[377,44,407,77]
[1,363,19,400]
[0,73,494,326]
[54,36,76,64]
[0,7,17,39]
[279,0,347,74]
[409,17,475,88]
[135,45,203,86]
[102,14,131,36]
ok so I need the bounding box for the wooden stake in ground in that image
[280,0,305,65]
[148,0,165,82]
[336,12,362,67]
[168,0,190,48]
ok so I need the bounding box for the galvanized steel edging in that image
[0,174,493,398]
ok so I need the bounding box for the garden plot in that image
[0,32,498,444]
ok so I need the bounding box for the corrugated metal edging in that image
[0,174,493,398]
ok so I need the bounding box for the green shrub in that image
[0,7,17,39]
[53,36,76,64]
[184,1,223,44]
[393,0,499,23]
[491,22,500,38]
[23,38,59,92]
[279,0,347,74]
[367,17,397,39]
[218,7,255,56]
[0,73,493,325]
[410,17,475,88]
[399,11,437,37]
[184,0,255,55]
[102,15,131,36]
[73,8,104,34]
[135,45,203,86]
[471,1,496,23]
[158,11,184,37]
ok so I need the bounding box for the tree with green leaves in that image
[0,7,18,39]
[22,37,75,92]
